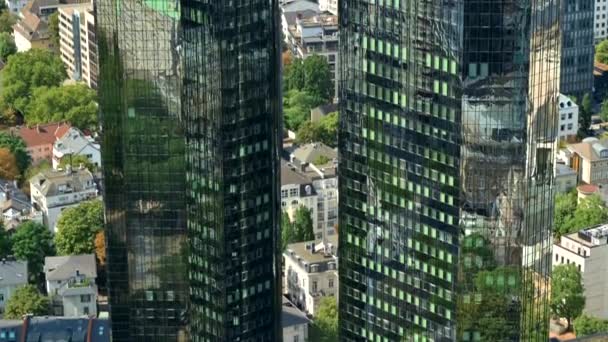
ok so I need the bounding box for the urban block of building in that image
[58,2,97,88]
[283,236,338,316]
[13,123,71,164]
[29,167,97,232]
[554,224,608,318]
[557,94,579,141]
[44,254,97,317]
[52,127,100,169]
[0,259,28,314]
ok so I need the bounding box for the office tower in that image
[561,0,594,96]
[97,0,282,341]
[338,1,559,341]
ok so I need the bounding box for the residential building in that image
[284,12,339,100]
[281,1,318,44]
[58,3,97,88]
[567,137,608,184]
[339,0,559,340]
[318,0,337,15]
[13,123,71,163]
[0,179,43,231]
[52,127,100,169]
[595,0,608,42]
[4,0,28,14]
[0,260,28,314]
[44,254,97,317]
[0,316,110,341]
[553,224,608,319]
[97,0,282,340]
[283,237,337,316]
[282,297,310,342]
[281,161,319,233]
[29,167,97,232]
[558,94,579,141]
[555,164,578,194]
[12,9,52,52]
[561,0,594,96]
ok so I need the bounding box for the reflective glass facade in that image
[560,0,594,96]
[97,0,282,340]
[338,0,560,341]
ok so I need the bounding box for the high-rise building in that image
[338,1,559,341]
[97,0,282,340]
[594,0,608,42]
[561,0,594,96]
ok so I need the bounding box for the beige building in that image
[553,224,608,319]
[567,137,608,184]
[13,10,52,52]
[58,2,97,88]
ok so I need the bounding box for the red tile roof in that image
[15,123,71,148]
[577,184,599,195]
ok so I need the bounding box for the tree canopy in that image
[1,49,66,113]
[574,315,608,337]
[0,32,16,61]
[54,200,104,255]
[597,40,608,64]
[551,264,585,330]
[94,231,106,266]
[295,111,338,147]
[4,285,49,319]
[284,56,334,101]
[48,12,60,48]
[25,84,98,129]
[0,222,11,257]
[310,297,338,342]
[58,154,97,172]
[0,147,20,180]
[601,99,608,123]
[0,132,31,174]
[283,89,324,131]
[578,93,593,136]
[554,192,608,238]
[11,221,55,282]
[0,11,16,34]
[281,211,294,251]
[293,206,314,242]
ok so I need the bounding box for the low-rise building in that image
[567,137,608,184]
[318,0,337,15]
[283,237,338,316]
[12,9,52,52]
[58,3,97,88]
[553,224,608,319]
[5,0,28,14]
[557,94,579,141]
[13,123,71,164]
[52,127,100,169]
[555,163,578,194]
[282,297,310,342]
[0,179,43,231]
[44,254,97,317]
[281,161,319,232]
[30,167,97,232]
[0,316,109,341]
[0,259,28,314]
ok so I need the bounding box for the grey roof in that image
[0,179,33,213]
[30,168,95,197]
[311,103,338,117]
[281,161,313,186]
[555,163,576,177]
[44,254,96,281]
[292,143,337,165]
[0,260,28,286]
[283,9,318,26]
[282,297,310,328]
[282,0,318,14]
[27,316,109,342]
[54,127,99,156]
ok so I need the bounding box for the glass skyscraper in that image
[338,0,560,341]
[97,0,282,340]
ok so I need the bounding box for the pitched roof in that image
[0,260,28,285]
[44,254,96,281]
[281,297,310,328]
[281,161,312,185]
[29,168,95,197]
[14,123,71,148]
[54,127,99,156]
[292,142,337,165]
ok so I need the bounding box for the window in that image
[555,254,558,262]
[83,306,89,315]
[312,281,318,292]
[81,294,91,303]
[329,279,334,288]
[568,113,573,119]
[294,336,299,342]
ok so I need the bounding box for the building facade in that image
[567,137,608,184]
[338,0,559,341]
[281,297,310,342]
[595,0,608,42]
[558,94,579,141]
[0,260,27,314]
[44,254,98,317]
[555,164,578,194]
[318,0,337,15]
[58,3,98,88]
[52,127,101,169]
[14,123,71,164]
[553,224,608,319]
[561,0,594,96]
[97,0,282,341]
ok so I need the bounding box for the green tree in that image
[54,200,104,255]
[574,315,608,337]
[0,132,31,175]
[578,93,593,136]
[1,49,67,113]
[295,112,339,147]
[283,89,324,131]
[281,211,294,251]
[554,189,578,238]
[597,40,608,64]
[0,11,16,34]
[58,154,97,172]
[313,155,331,165]
[11,221,55,283]
[310,297,338,342]
[48,12,59,48]
[4,284,49,318]
[601,99,608,123]
[293,205,314,242]
[0,32,16,61]
[551,264,585,330]
[565,194,608,233]
[284,59,305,91]
[0,222,12,257]
[0,147,20,180]
[21,160,51,194]
[25,84,98,129]
[302,55,334,101]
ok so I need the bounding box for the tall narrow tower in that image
[96,0,282,340]
[338,0,560,341]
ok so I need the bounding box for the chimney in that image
[300,162,307,172]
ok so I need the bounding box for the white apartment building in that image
[44,254,97,317]
[558,94,579,141]
[52,127,101,169]
[58,3,97,88]
[283,237,338,316]
[282,297,310,342]
[318,0,337,15]
[596,0,608,42]
[29,167,98,232]
[0,260,28,314]
[554,224,608,318]
[281,162,319,232]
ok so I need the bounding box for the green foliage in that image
[54,200,104,255]
[313,155,331,165]
[21,160,51,194]
[554,192,608,238]
[0,32,16,61]
[310,296,338,342]
[48,12,59,48]
[551,264,585,329]
[295,112,338,147]
[4,284,50,319]
[574,315,608,337]
[281,211,294,251]
[284,56,334,101]
[58,154,97,172]
[0,222,11,257]
[10,221,54,283]
[597,40,608,64]
[0,132,31,174]
[284,59,305,90]
[554,189,579,238]
[25,84,97,129]
[601,99,608,123]
[578,93,593,136]
[1,49,66,113]
[293,205,314,242]
[0,11,16,34]
[283,89,324,131]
